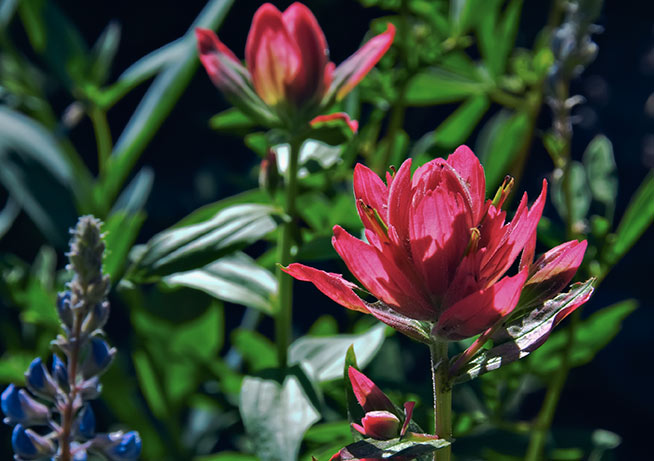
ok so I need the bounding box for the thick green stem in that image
[89,106,112,175]
[430,340,452,461]
[275,138,301,367]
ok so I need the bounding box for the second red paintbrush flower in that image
[196,2,395,126]
[284,146,588,341]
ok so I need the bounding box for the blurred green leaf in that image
[129,203,278,281]
[103,211,145,281]
[449,0,477,36]
[0,0,19,30]
[0,352,34,384]
[583,135,617,208]
[111,166,154,215]
[100,0,235,207]
[552,162,592,225]
[0,107,78,247]
[87,21,121,85]
[239,375,320,461]
[475,0,523,78]
[606,170,654,265]
[18,0,89,87]
[163,252,277,314]
[133,348,169,419]
[529,300,637,376]
[232,329,277,372]
[405,67,487,106]
[170,301,223,360]
[288,324,387,382]
[433,95,490,148]
[0,198,20,241]
[475,109,529,193]
[209,107,257,133]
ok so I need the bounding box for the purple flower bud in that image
[79,377,102,401]
[82,337,116,379]
[93,430,142,461]
[77,404,95,439]
[1,384,50,426]
[52,354,69,391]
[11,424,56,459]
[82,301,110,334]
[25,358,58,401]
[57,291,74,332]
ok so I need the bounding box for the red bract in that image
[196,2,395,125]
[284,146,588,340]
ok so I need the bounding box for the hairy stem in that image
[275,138,301,367]
[430,340,452,461]
[59,309,84,461]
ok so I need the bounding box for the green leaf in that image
[195,453,258,461]
[529,300,637,376]
[174,189,269,227]
[133,349,169,419]
[432,95,490,148]
[454,279,595,383]
[169,302,223,360]
[111,166,154,215]
[239,375,320,461]
[87,21,121,85]
[163,252,277,314]
[99,0,236,207]
[336,433,450,460]
[583,135,617,208]
[0,107,78,247]
[0,198,20,241]
[551,161,592,224]
[275,141,343,177]
[103,211,145,282]
[288,324,386,382]
[0,0,19,30]
[304,115,357,146]
[606,170,654,265]
[18,0,89,87]
[405,67,487,106]
[0,352,34,384]
[209,107,257,133]
[475,0,523,78]
[129,203,278,281]
[475,109,529,194]
[232,329,278,372]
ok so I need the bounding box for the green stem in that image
[430,340,452,461]
[89,106,112,175]
[275,137,301,368]
[525,309,580,461]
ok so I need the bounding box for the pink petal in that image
[436,269,528,340]
[245,4,301,105]
[386,159,413,246]
[282,263,369,313]
[446,145,486,224]
[310,112,359,133]
[360,411,401,440]
[348,367,396,413]
[353,163,389,230]
[196,28,247,90]
[282,2,329,103]
[409,185,471,300]
[329,23,396,101]
[332,226,435,319]
[400,401,415,436]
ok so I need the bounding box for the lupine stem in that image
[275,137,302,367]
[430,339,452,461]
[59,309,84,461]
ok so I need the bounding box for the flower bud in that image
[1,384,50,426]
[25,358,58,401]
[82,337,116,379]
[52,354,69,392]
[11,424,56,459]
[79,376,102,401]
[57,291,74,332]
[82,301,110,334]
[352,410,400,440]
[92,430,142,461]
[77,404,95,439]
[259,150,280,197]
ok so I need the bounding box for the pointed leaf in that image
[405,67,487,106]
[240,375,320,461]
[288,324,386,382]
[336,433,450,460]
[582,135,617,207]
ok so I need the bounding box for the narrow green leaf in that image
[133,349,168,419]
[163,252,277,314]
[0,0,19,30]
[169,302,223,360]
[0,198,20,241]
[475,109,529,193]
[405,68,487,106]
[100,0,235,207]
[476,0,523,78]
[240,375,320,461]
[111,166,154,215]
[129,203,277,281]
[232,329,278,372]
[552,161,592,224]
[0,352,34,384]
[432,95,490,148]
[529,299,637,376]
[103,211,145,281]
[209,107,257,133]
[583,135,618,207]
[88,21,121,85]
[288,324,386,382]
[607,170,654,265]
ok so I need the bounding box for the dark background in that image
[2,0,653,458]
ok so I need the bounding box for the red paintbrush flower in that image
[196,2,394,127]
[284,146,588,341]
